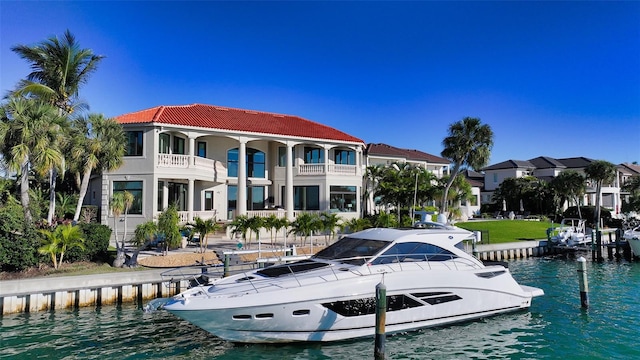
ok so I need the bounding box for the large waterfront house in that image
[86,104,365,240]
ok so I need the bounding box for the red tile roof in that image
[115,104,364,144]
[366,143,449,164]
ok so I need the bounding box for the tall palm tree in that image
[68,114,126,221]
[440,117,493,214]
[584,160,617,229]
[0,97,66,223]
[11,29,104,113]
[11,30,104,224]
[110,192,126,267]
[364,164,385,216]
[551,170,586,218]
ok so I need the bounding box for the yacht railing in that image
[161,252,484,297]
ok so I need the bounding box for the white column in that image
[188,179,194,222]
[286,143,294,220]
[237,139,247,217]
[324,147,329,174]
[188,137,195,166]
[162,180,169,211]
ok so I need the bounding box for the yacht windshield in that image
[313,237,388,265]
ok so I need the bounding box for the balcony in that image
[297,164,358,176]
[156,154,226,180]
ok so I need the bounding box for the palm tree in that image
[551,170,586,218]
[191,217,220,253]
[0,97,66,223]
[11,29,104,113]
[110,191,126,267]
[289,213,320,247]
[156,204,182,255]
[246,216,264,249]
[274,216,290,247]
[38,223,85,269]
[440,117,493,215]
[584,160,617,229]
[11,30,104,225]
[69,114,126,222]
[229,215,251,248]
[320,212,342,242]
[364,164,385,216]
[55,192,78,220]
[263,214,280,246]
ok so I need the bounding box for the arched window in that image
[227,148,266,178]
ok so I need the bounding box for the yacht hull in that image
[164,267,542,343]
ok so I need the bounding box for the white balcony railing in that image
[297,164,358,176]
[157,154,189,168]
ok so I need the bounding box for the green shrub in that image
[65,223,112,262]
[0,201,42,271]
[562,206,611,228]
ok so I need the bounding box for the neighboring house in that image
[85,104,365,240]
[460,169,483,219]
[363,143,450,215]
[618,163,640,208]
[482,156,625,215]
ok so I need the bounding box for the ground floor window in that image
[168,182,187,211]
[330,186,356,212]
[282,185,320,211]
[228,186,266,213]
[205,191,214,211]
[113,181,143,215]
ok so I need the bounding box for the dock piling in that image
[374,281,386,360]
[577,257,589,309]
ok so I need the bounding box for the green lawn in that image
[456,220,552,244]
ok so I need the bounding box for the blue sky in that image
[2,1,639,166]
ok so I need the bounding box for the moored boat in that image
[548,218,592,247]
[623,225,640,258]
[162,222,544,343]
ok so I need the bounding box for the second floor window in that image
[173,136,185,155]
[125,131,143,156]
[334,149,355,165]
[159,133,170,154]
[197,141,206,157]
[227,148,266,178]
[304,147,324,164]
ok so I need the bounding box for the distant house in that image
[363,143,449,215]
[618,163,640,209]
[482,156,625,215]
[85,104,365,240]
[460,169,483,219]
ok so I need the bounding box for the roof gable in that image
[116,104,364,144]
[366,143,449,164]
[482,160,535,171]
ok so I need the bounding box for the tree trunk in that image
[47,168,57,224]
[73,167,92,222]
[20,160,32,223]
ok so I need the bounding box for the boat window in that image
[371,242,456,264]
[323,295,423,317]
[256,260,329,278]
[312,237,388,265]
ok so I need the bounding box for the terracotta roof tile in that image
[116,104,364,144]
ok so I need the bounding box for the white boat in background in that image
[548,218,592,247]
[623,225,640,258]
[162,223,544,343]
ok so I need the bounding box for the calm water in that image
[1,258,639,359]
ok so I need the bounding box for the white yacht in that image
[623,225,640,258]
[162,223,544,343]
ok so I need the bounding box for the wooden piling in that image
[374,281,386,360]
